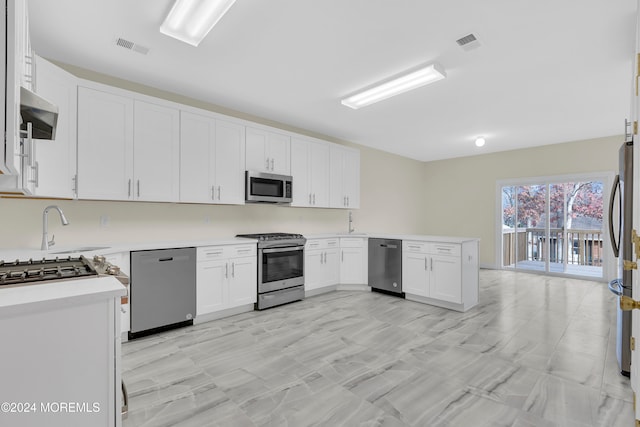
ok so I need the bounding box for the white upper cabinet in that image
[133,100,180,202]
[32,55,77,199]
[245,127,291,175]
[1,0,31,176]
[180,110,245,204]
[291,137,329,207]
[77,86,134,200]
[214,119,245,204]
[329,145,360,209]
[179,111,212,203]
[77,86,180,202]
[72,76,359,206]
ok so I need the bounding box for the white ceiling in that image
[28,0,637,162]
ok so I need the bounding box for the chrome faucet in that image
[348,211,355,234]
[41,205,70,250]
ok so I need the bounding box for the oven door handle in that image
[262,245,305,253]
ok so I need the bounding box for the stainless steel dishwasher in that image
[368,238,403,295]
[129,247,196,339]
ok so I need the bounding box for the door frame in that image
[495,171,615,280]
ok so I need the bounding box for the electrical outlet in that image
[100,215,110,227]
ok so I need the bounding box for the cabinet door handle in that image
[313,193,316,205]
[128,179,131,197]
[430,258,433,271]
[270,158,274,171]
[34,161,39,188]
[347,196,350,207]
[343,196,347,206]
[217,185,221,200]
[425,257,427,270]
[265,158,270,170]
[341,250,344,262]
[322,252,325,264]
[211,186,215,200]
[309,193,312,204]
[231,262,235,278]
[225,263,229,278]
[122,381,129,419]
[137,180,140,198]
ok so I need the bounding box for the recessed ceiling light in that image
[160,0,237,47]
[341,63,446,110]
[475,137,486,147]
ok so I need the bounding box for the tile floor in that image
[121,269,634,426]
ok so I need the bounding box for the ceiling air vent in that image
[456,33,481,51]
[116,37,150,55]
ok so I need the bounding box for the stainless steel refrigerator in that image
[608,140,633,377]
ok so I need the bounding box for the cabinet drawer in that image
[340,237,365,248]
[197,246,227,260]
[306,238,340,250]
[325,238,339,248]
[198,244,257,260]
[231,244,256,257]
[403,241,428,253]
[428,243,461,257]
[305,239,323,250]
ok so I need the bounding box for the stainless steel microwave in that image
[245,171,292,204]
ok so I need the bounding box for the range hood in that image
[20,86,58,140]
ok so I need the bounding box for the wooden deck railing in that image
[503,227,602,267]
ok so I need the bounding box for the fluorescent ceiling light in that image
[475,137,486,147]
[160,0,237,47]
[341,63,446,109]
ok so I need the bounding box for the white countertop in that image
[0,276,127,318]
[0,233,478,314]
[0,234,479,261]
[305,233,479,244]
[0,237,256,261]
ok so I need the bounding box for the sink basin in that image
[49,246,111,255]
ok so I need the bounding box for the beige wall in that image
[0,63,426,250]
[420,135,622,267]
[0,62,619,257]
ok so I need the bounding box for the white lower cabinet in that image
[103,252,131,336]
[402,240,478,312]
[305,238,340,292]
[402,250,429,296]
[430,254,462,303]
[339,237,368,284]
[196,244,257,317]
[0,283,123,427]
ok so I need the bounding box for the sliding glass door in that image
[500,177,604,279]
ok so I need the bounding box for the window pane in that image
[502,186,516,268]
[516,185,546,272]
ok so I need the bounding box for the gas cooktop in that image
[0,256,99,287]
[236,232,305,241]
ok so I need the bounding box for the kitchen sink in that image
[49,246,111,255]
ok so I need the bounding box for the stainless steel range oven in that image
[236,233,305,310]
